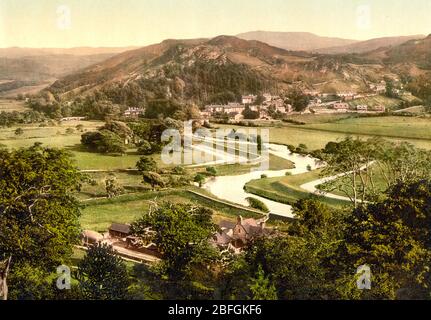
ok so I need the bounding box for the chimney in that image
[237,215,243,225]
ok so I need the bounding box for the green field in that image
[220,114,431,150]
[245,169,350,208]
[80,189,264,232]
[301,116,431,141]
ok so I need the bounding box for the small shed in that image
[109,223,131,238]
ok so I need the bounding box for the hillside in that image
[236,31,358,51]
[316,35,425,54]
[47,35,401,107]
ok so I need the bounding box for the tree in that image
[77,243,129,300]
[76,124,84,132]
[14,128,24,136]
[130,202,218,279]
[321,137,377,207]
[0,144,82,266]
[7,263,53,300]
[136,156,157,173]
[206,166,217,176]
[105,174,124,198]
[287,88,310,112]
[100,121,133,144]
[81,130,126,154]
[194,173,206,187]
[321,137,431,207]
[339,179,431,299]
[247,265,278,300]
[0,144,82,297]
[137,140,153,155]
[242,106,260,120]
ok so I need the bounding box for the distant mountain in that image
[316,35,426,54]
[0,47,139,96]
[0,46,138,58]
[236,31,358,51]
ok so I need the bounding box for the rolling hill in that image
[316,35,426,54]
[236,31,358,52]
[42,33,431,111]
[47,35,397,106]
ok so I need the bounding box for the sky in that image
[0,0,430,48]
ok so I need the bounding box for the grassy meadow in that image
[245,169,349,209]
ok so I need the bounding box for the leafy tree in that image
[81,130,126,154]
[76,124,84,132]
[65,128,75,135]
[247,265,278,300]
[339,179,431,299]
[77,243,129,300]
[206,166,217,176]
[105,174,124,198]
[7,263,53,300]
[130,202,218,279]
[137,140,153,155]
[0,144,82,270]
[194,173,206,187]
[242,106,260,120]
[100,121,133,143]
[287,88,310,112]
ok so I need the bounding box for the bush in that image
[137,140,153,155]
[246,197,270,213]
[261,174,268,179]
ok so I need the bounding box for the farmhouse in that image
[212,215,270,252]
[242,95,257,104]
[124,107,145,117]
[356,105,368,111]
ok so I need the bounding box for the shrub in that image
[246,197,270,213]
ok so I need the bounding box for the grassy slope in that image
[245,169,350,208]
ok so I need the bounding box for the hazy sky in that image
[0,0,430,48]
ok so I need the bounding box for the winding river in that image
[202,144,324,218]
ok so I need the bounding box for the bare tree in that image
[0,256,12,300]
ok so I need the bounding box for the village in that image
[80,215,272,263]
